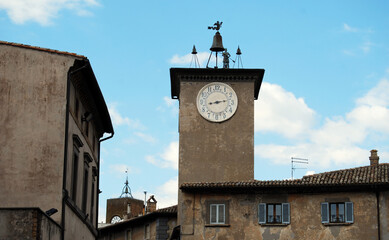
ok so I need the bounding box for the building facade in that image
[179,162,389,239]
[0,41,113,239]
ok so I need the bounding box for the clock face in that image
[196,82,238,122]
[111,215,122,224]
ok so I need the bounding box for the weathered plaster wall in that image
[379,191,389,239]
[65,204,96,240]
[0,208,61,240]
[0,45,77,223]
[180,191,380,240]
[179,81,255,185]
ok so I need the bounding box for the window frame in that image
[210,203,226,224]
[205,200,229,226]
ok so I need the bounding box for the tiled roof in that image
[155,205,177,213]
[99,205,177,231]
[180,164,389,191]
[0,40,86,59]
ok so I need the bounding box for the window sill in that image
[323,222,353,226]
[205,224,230,228]
[258,223,289,227]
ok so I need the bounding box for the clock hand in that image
[209,100,227,105]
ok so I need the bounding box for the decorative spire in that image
[190,45,200,68]
[120,169,133,198]
[233,46,243,68]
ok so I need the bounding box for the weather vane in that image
[208,21,223,31]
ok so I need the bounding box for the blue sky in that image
[1,0,389,223]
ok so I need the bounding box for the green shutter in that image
[345,202,354,223]
[321,202,329,223]
[258,203,266,224]
[282,203,290,224]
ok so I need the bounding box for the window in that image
[210,204,225,224]
[206,201,229,225]
[321,202,353,224]
[144,224,150,240]
[71,135,83,203]
[126,229,132,240]
[75,98,79,119]
[82,161,89,213]
[71,146,79,202]
[82,153,92,213]
[258,203,290,224]
[90,169,96,222]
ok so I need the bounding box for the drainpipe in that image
[96,131,114,228]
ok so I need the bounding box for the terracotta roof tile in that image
[0,40,86,59]
[180,164,389,191]
[155,205,177,213]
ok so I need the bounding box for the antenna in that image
[291,157,308,180]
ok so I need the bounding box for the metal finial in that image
[120,168,133,198]
[233,46,243,68]
[191,45,197,54]
[190,45,200,68]
[236,46,242,55]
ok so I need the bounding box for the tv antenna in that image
[291,157,308,180]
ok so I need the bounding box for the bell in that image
[210,32,225,52]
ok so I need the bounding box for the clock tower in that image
[170,68,264,185]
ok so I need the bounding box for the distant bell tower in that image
[170,22,265,186]
[105,171,144,224]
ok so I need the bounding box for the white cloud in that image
[134,132,157,144]
[0,0,100,26]
[155,177,178,209]
[343,23,358,32]
[108,104,144,129]
[342,50,356,56]
[169,51,210,67]
[164,96,175,107]
[255,82,316,139]
[255,79,389,169]
[361,41,373,54]
[305,171,315,176]
[146,141,178,169]
[157,96,179,116]
[130,178,178,210]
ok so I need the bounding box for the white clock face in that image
[111,215,122,224]
[196,82,238,122]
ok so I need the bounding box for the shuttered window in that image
[321,202,353,224]
[258,203,290,225]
